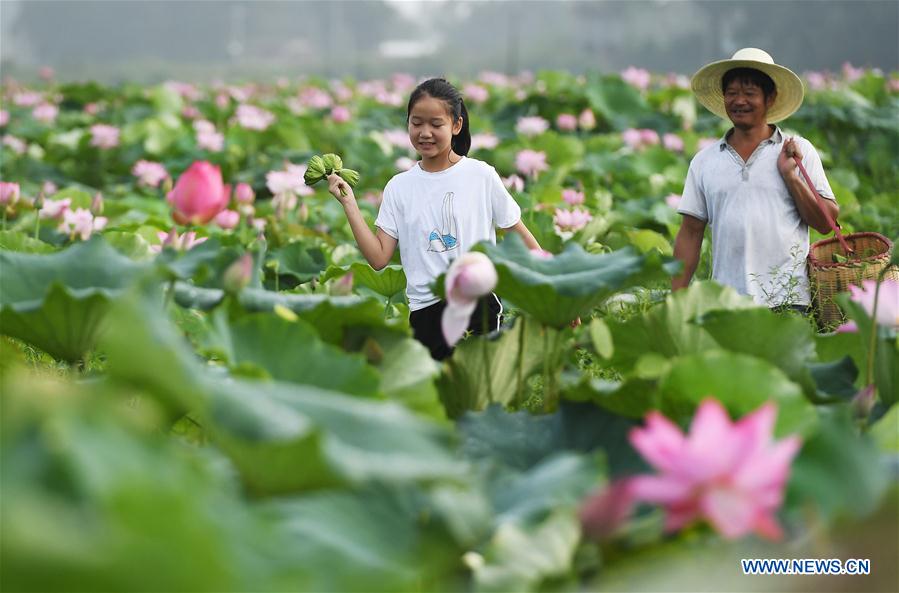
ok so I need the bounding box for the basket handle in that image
[793,155,854,255]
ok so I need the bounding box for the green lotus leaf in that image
[604,281,755,372]
[0,237,146,362]
[437,317,549,418]
[265,242,326,284]
[203,311,380,397]
[585,74,654,130]
[360,328,442,418]
[0,230,54,254]
[321,262,406,299]
[658,350,817,437]
[476,233,679,328]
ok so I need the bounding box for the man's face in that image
[723,79,776,128]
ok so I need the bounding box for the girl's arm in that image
[504,220,541,251]
[328,174,397,270]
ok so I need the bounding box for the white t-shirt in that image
[678,127,836,307]
[375,156,522,311]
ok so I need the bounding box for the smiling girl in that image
[328,78,540,360]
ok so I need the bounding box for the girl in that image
[328,78,541,360]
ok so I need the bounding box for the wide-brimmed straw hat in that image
[691,48,804,123]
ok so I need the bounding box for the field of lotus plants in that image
[1,65,898,591]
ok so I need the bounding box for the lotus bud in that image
[441,252,498,347]
[223,253,253,294]
[91,192,104,215]
[234,182,255,205]
[330,272,354,296]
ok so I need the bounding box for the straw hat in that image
[691,48,804,123]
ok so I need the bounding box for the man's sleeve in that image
[677,160,709,221]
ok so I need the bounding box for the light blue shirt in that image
[679,126,836,307]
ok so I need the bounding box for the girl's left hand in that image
[327,173,355,205]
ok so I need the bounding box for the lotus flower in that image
[628,399,801,540]
[470,133,500,152]
[223,253,254,294]
[463,84,490,104]
[13,91,42,107]
[441,252,498,347]
[330,105,351,123]
[561,188,585,206]
[580,478,636,540]
[234,104,275,131]
[382,129,415,151]
[214,209,240,230]
[42,181,58,196]
[194,120,224,152]
[32,103,58,124]
[663,133,685,152]
[151,229,208,253]
[621,66,651,90]
[553,208,592,238]
[515,149,549,179]
[556,113,578,131]
[132,160,169,188]
[0,110,8,127]
[167,161,228,225]
[0,182,20,206]
[848,279,899,330]
[515,116,550,137]
[578,109,597,130]
[503,175,525,193]
[234,182,255,205]
[90,124,120,149]
[39,197,71,220]
[622,128,643,150]
[59,208,107,241]
[2,135,26,154]
[299,87,333,110]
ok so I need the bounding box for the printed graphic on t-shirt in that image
[427,191,459,253]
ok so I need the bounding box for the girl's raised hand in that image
[327,173,355,204]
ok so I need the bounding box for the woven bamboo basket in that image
[808,232,898,329]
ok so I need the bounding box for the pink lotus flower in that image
[515,149,549,179]
[165,81,202,101]
[42,181,58,196]
[90,124,120,149]
[391,73,417,93]
[622,128,643,150]
[234,182,255,205]
[562,188,585,206]
[0,110,8,127]
[640,129,660,146]
[167,161,228,225]
[39,197,71,220]
[330,81,353,102]
[848,279,899,330]
[578,109,597,130]
[32,103,58,124]
[479,71,510,87]
[13,92,43,107]
[580,478,636,540]
[395,157,416,172]
[470,133,500,152]
[664,73,691,89]
[181,106,200,119]
[621,66,651,90]
[663,133,685,152]
[235,104,275,131]
[266,169,306,196]
[214,209,240,230]
[515,116,550,137]
[330,105,351,123]
[553,208,592,237]
[804,71,829,91]
[194,120,224,152]
[556,113,578,131]
[59,208,107,241]
[842,62,865,82]
[330,271,355,297]
[151,228,208,253]
[84,103,101,116]
[215,93,230,109]
[464,84,490,104]
[2,135,27,155]
[132,160,169,188]
[441,252,498,347]
[0,182,20,206]
[665,194,682,209]
[628,399,801,540]
[503,174,525,193]
[299,87,333,110]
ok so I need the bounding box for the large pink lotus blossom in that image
[553,208,592,238]
[579,109,597,130]
[470,133,500,152]
[515,149,549,179]
[556,113,578,131]
[132,160,169,188]
[59,208,107,241]
[464,84,490,104]
[503,175,525,193]
[0,182,20,206]
[441,252,498,347]
[90,124,120,149]
[193,120,224,152]
[515,116,550,137]
[167,161,228,225]
[32,103,58,124]
[39,197,71,220]
[562,188,585,206]
[2,135,27,155]
[621,66,651,90]
[151,228,208,253]
[628,399,801,540]
[330,105,351,123]
[235,104,275,131]
[846,279,899,330]
[663,133,685,152]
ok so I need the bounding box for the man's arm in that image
[672,214,707,291]
[778,138,839,235]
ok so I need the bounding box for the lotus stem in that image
[516,315,526,407]
[482,302,494,405]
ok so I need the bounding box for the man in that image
[672,48,839,311]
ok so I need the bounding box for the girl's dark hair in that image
[721,68,776,99]
[406,78,471,156]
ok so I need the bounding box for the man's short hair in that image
[721,68,776,99]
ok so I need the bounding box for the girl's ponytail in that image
[407,78,471,156]
[453,99,471,156]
